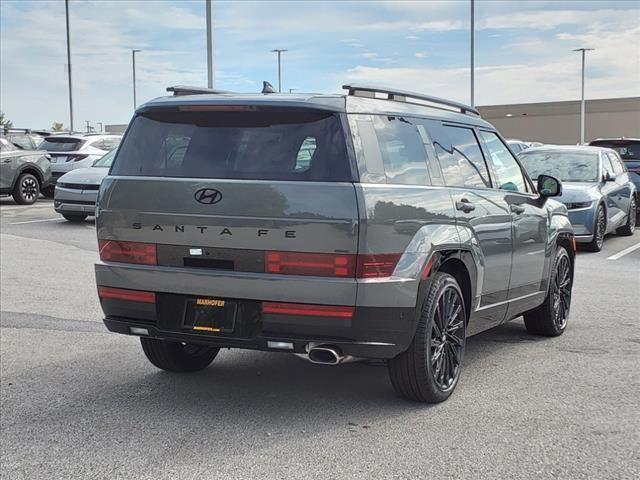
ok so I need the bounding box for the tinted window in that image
[371,116,429,185]
[40,137,84,152]
[589,140,640,160]
[519,150,599,182]
[479,131,526,192]
[6,134,34,150]
[430,124,490,188]
[112,109,352,182]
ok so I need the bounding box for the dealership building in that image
[478,97,639,145]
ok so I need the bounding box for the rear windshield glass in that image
[519,150,599,182]
[40,137,84,152]
[111,108,352,182]
[589,141,640,160]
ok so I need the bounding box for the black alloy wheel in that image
[524,246,573,337]
[388,272,467,403]
[430,286,465,391]
[551,251,572,331]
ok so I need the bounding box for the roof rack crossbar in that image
[342,83,480,116]
[166,85,234,96]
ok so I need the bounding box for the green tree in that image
[51,122,64,132]
[0,111,13,129]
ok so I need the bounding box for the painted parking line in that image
[8,218,63,225]
[607,242,640,260]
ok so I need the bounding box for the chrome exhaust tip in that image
[307,345,344,365]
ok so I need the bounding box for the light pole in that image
[132,49,141,110]
[470,0,475,107]
[206,0,215,88]
[271,49,287,92]
[573,47,594,144]
[65,0,74,131]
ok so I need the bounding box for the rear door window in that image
[428,123,491,189]
[479,131,527,192]
[111,109,352,182]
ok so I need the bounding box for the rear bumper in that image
[103,315,405,359]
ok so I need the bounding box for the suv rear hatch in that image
[98,106,362,303]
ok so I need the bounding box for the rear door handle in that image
[510,204,525,214]
[455,199,475,213]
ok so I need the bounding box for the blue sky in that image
[1,0,639,130]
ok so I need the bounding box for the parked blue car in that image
[519,145,637,251]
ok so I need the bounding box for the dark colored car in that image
[589,138,640,202]
[95,84,574,403]
[0,136,52,204]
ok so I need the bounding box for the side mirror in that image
[604,172,617,182]
[537,174,562,197]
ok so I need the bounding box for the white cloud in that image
[415,52,429,58]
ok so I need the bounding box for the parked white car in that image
[39,133,121,196]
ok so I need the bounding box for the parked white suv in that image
[40,133,121,196]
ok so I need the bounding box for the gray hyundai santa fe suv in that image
[95,84,575,403]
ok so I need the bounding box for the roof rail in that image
[342,83,480,116]
[166,85,233,96]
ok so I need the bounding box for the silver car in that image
[95,84,575,403]
[39,133,121,196]
[0,136,51,204]
[54,149,115,221]
[519,145,637,251]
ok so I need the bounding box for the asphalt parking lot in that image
[1,197,639,480]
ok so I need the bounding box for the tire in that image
[583,205,606,252]
[140,337,220,373]
[12,173,40,205]
[62,213,88,222]
[388,272,466,403]
[524,246,573,337]
[616,197,636,236]
[41,186,55,198]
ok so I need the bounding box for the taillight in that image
[68,154,89,162]
[263,302,354,318]
[98,286,156,303]
[356,253,402,278]
[99,240,157,265]
[265,251,356,277]
[264,251,401,278]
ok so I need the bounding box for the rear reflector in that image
[266,251,356,277]
[99,240,157,265]
[263,302,354,319]
[98,286,156,304]
[356,253,402,278]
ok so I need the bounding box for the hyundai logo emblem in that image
[194,188,222,205]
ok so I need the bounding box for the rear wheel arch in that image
[11,166,43,190]
[420,251,474,326]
